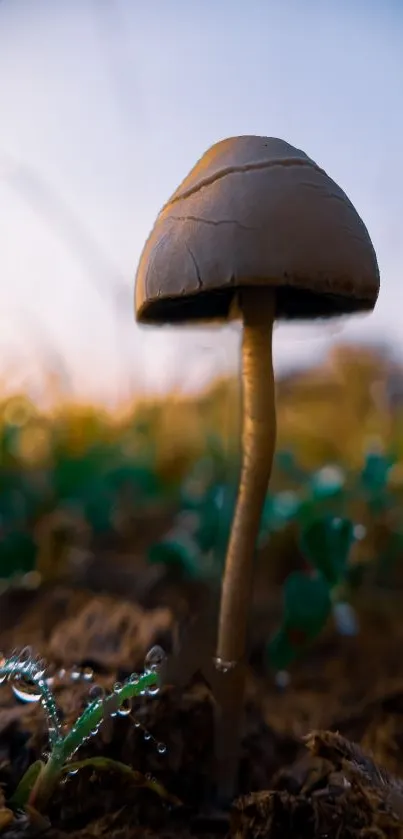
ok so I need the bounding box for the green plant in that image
[268,516,355,670]
[148,450,236,581]
[0,647,164,813]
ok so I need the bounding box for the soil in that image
[1,536,403,838]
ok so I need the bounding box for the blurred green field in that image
[1,342,403,649]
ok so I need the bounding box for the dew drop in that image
[33,660,47,681]
[82,667,94,682]
[213,657,237,674]
[11,681,42,703]
[113,682,122,693]
[117,699,132,717]
[18,646,32,662]
[146,682,160,697]
[134,720,141,728]
[70,667,82,682]
[144,645,166,674]
[157,742,166,755]
[68,768,79,776]
[143,730,152,741]
[89,684,105,701]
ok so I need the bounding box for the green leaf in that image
[260,491,300,536]
[10,761,44,809]
[196,484,234,554]
[268,571,332,669]
[61,757,181,805]
[283,571,332,635]
[360,451,392,492]
[148,532,203,579]
[299,516,354,587]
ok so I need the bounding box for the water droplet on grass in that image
[89,684,105,701]
[70,667,81,682]
[117,699,132,717]
[12,681,42,702]
[214,657,237,673]
[144,645,166,674]
[33,660,47,680]
[145,682,160,697]
[18,646,32,662]
[82,667,93,682]
[157,742,166,754]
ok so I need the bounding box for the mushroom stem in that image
[216,286,276,667]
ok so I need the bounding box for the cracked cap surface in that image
[135,136,380,324]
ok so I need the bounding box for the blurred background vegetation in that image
[1,341,403,597]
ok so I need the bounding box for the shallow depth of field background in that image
[0,0,402,590]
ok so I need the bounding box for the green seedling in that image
[0,413,174,587]
[148,449,236,581]
[0,646,165,813]
[269,571,332,669]
[268,516,356,669]
[359,449,394,511]
[300,516,355,588]
[258,489,301,543]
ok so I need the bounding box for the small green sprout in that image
[148,459,236,581]
[268,516,356,670]
[0,646,165,813]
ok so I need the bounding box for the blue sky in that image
[0,0,402,404]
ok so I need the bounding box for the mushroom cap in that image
[135,136,380,324]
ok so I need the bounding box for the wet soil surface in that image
[1,552,403,838]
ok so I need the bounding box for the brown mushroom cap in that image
[135,136,380,324]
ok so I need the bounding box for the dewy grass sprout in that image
[0,645,165,812]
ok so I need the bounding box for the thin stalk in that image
[215,287,276,801]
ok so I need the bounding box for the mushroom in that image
[134,135,380,799]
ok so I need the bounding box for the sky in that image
[0,0,402,405]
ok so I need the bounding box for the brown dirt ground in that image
[1,547,403,839]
